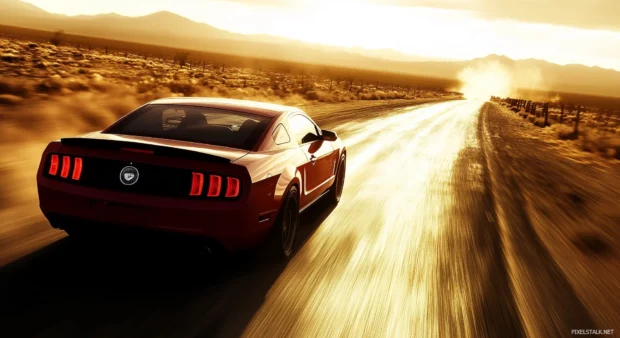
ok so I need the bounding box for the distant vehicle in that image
[36,98,346,259]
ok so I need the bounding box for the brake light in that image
[207,175,222,197]
[225,177,240,198]
[190,172,204,196]
[72,157,83,180]
[60,156,71,178]
[48,155,59,175]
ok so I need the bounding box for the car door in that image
[288,114,335,205]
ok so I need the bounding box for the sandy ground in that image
[484,102,620,331]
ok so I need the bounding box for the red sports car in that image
[36,98,346,258]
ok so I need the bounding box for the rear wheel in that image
[265,186,300,260]
[63,225,83,238]
[328,154,346,204]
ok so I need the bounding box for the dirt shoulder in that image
[484,102,620,330]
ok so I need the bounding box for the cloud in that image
[223,0,620,31]
[477,0,620,32]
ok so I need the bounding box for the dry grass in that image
[496,98,620,159]
[0,37,459,144]
[533,117,551,127]
[554,124,578,140]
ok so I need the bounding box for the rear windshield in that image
[104,104,272,150]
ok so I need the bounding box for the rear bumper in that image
[37,178,278,252]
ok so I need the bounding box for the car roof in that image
[147,97,303,118]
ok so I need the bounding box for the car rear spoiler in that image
[60,137,231,164]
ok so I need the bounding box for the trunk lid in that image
[43,132,251,200]
[60,132,250,163]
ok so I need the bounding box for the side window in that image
[272,124,291,145]
[288,115,319,144]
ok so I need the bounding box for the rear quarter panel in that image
[234,148,305,211]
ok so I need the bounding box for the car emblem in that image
[120,166,139,185]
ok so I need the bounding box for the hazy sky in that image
[23,0,620,70]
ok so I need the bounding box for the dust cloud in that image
[457,60,549,101]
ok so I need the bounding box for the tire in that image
[328,154,346,204]
[63,225,82,238]
[264,186,300,260]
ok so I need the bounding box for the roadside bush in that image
[533,118,551,127]
[0,94,23,105]
[49,30,65,46]
[555,124,578,140]
[167,81,200,96]
[0,78,31,98]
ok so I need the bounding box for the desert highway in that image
[0,100,593,338]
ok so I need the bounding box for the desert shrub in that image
[580,129,600,152]
[0,79,31,98]
[0,94,23,105]
[0,53,24,62]
[166,81,200,96]
[533,118,551,127]
[303,90,320,101]
[36,77,64,94]
[555,124,578,140]
[65,79,90,92]
[175,51,190,67]
[527,115,537,123]
[601,137,620,159]
[49,30,65,46]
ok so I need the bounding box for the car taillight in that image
[60,156,71,178]
[189,172,204,196]
[207,175,222,197]
[72,157,83,180]
[189,173,241,199]
[226,177,240,198]
[48,155,59,175]
[47,154,83,181]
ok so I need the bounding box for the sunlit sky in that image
[23,0,620,71]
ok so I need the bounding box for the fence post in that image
[574,106,582,134]
[560,103,565,123]
[543,102,549,126]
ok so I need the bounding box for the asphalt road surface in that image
[0,100,592,338]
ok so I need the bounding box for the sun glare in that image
[457,61,513,100]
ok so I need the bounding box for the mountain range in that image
[2,0,620,98]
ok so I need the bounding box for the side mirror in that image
[321,129,337,141]
[301,133,321,144]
